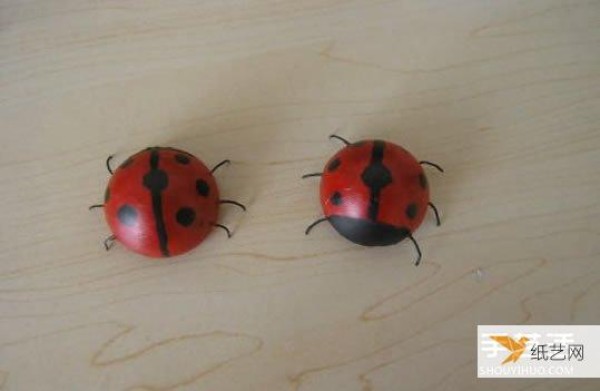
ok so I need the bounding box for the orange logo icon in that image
[490,335,530,364]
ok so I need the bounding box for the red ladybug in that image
[90,147,245,258]
[303,135,443,265]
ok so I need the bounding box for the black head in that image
[328,215,409,246]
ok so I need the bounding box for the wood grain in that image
[1,0,599,390]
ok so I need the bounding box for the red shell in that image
[319,140,429,245]
[104,147,219,258]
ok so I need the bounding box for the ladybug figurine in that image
[302,135,443,265]
[89,147,245,258]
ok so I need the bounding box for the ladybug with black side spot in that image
[89,147,246,258]
[302,135,443,265]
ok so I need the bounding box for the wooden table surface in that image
[1,1,599,390]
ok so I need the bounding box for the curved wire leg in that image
[219,200,247,211]
[305,217,329,235]
[301,173,322,179]
[104,235,117,251]
[407,234,422,266]
[329,134,351,146]
[211,159,231,174]
[428,202,441,226]
[89,204,104,210]
[213,223,232,238]
[419,160,444,173]
[106,155,115,175]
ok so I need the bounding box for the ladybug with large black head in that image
[303,135,443,265]
[90,147,245,258]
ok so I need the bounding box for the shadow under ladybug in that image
[302,135,443,266]
[89,147,246,258]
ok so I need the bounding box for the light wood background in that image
[1,1,599,390]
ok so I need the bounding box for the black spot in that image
[419,173,428,189]
[119,157,134,169]
[406,203,418,219]
[176,207,195,227]
[331,192,342,205]
[327,158,341,172]
[104,187,110,202]
[196,179,210,197]
[361,163,392,191]
[118,204,138,226]
[175,154,190,165]
[361,141,392,190]
[143,170,169,192]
